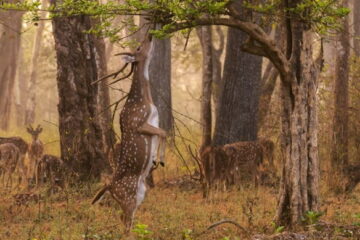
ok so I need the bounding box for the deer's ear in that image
[122,55,136,63]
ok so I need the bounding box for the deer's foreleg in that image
[137,123,166,138]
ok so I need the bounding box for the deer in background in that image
[0,136,28,184]
[0,143,20,188]
[92,35,166,233]
[37,154,65,189]
[26,125,44,185]
[199,139,275,192]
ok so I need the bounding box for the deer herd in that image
[0,36,275,234]
[0,125,64,190]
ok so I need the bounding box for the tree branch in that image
[167,18,290,79]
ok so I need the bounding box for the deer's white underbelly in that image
[136,104,159,207]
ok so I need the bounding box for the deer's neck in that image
[128,41,154,104]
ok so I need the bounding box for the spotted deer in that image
[92,35,166,233]
[0,143,20,188]
[0,137,28,184]
[26,125,44,185]
[37,154,65,189]
[200,139,275,190]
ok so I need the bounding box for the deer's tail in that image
[92,185,110,204]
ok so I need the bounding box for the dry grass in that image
[0,174,359,240]
[0,129,359,240]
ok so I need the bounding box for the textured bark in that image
[14,41,27,126]
[52,13,105,181]
[149,34,173,133]
[354,0,360,56]
[212,26,262,145]
[331,2,350,191]
[94,34,116,155]
[196,26,213,151]
[0,1,23,130]
[24,0,47,125]
[258,63,278,129]
[275,13,320,226]
[212,26,225,115]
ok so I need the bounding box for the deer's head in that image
[26,125,43,141]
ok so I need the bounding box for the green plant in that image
[132,224,153,240]
[271,221,285,233]
[303,211,323,225]
[182,229,193,240]
[353,213,360,226]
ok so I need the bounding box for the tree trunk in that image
[276,19,320,227]
[212,27,262,145]
[52,13,105,181]
[354,0,360,56]
[196,26,213,151]
[330,1,350,191]
[149,35,173,133]
[212,26,225,115]
[15,41,27,126]
[24,0,47,125]
[94,34,116,155]
[0,1,23,130]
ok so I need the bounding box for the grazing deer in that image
[92,35,166,233]
[0,137,28,184]
[37,154,65,189]
[201,141,264,189]
[26,125,44,185]
[0,143,20,188]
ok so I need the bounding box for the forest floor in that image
[0,173,359,240]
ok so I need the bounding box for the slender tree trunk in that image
[52,12,105,181]
[15,42,27,126]
[24,0,47,125]
[212,27,262,145]
[331,1,350,191]
[276,14,320,227]
[354,0,360,56]
[196,26,213,151]
[94,34,116,155]
[0,1,23,130]
[212,26,225,115]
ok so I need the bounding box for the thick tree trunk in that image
[276,23,320,227]
[258,63,278,129]
[52,14,105,181]
[0,1,23,130]
[24,0,47,125]
[330,2,350,191]
[149,36,173,133]
[212,27,262,145]
[196,26,213,151]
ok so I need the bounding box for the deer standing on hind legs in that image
[92,34,166,234]
[26,125,44,186]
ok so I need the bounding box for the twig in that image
[197,219,250,238]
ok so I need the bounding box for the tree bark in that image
[149,34,173,133]
[330,1,350,191]
[354,0,360,56]
[52,13,105,181]
[212,26,262,145]
[196,26,213,151]
[0,0,23,130]
[275,10,320,226]
[212,26,225,115]
[24,0,47,125]
[94,33,116,155]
